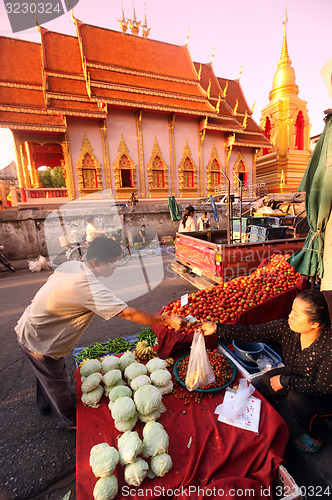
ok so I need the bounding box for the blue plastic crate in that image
[219,339,282,374]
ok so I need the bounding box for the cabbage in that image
[150,369,171,387]
[118,430,143,465]
[124,457,149,486]
[101,356,120,374]
[134,385,162,415]
[158,380,173,396]
[110,396,136,422]
[108,385,132,403]
[146,358,166,373]
[80,359,101,378]
[89,443,119,477]
[81,385,104,408]
[119,351,136,371]
[143,421,169,457]
[102,369,122,387]
[81,373,103,393]
[114,413,138,432]
[124,362,147,381]
[150,453,173,477]
[93,475,118,500]
[130,375,151,392]
[137,409,161,423]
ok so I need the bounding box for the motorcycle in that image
[0,244,15,272]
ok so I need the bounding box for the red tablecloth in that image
[75,367,288,500]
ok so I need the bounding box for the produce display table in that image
[74,357,288,500]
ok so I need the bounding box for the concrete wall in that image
[0,204,225,261]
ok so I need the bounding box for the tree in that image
[38,166,66,188]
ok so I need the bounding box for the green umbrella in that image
[168,195,181,221]
[288,114,332,278]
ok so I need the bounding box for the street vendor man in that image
[201,289,332,454]
[15,237,187,430]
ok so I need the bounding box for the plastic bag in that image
[28,260,42,272]
[185,330,215,391]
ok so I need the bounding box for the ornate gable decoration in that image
[178,139,198,198]
[233,151,249,189]
[76,133,102,195]
[206,142,224,195]
[146,137,169,198]
[113,135,137,198]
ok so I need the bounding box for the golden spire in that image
[118,2,128,33]
[186,27,190,45]
[238,64,243,81]
[243,110,248,129]
[142,10,151,38]
[269,6,299,100]
[211,46,215,65]
[251,101,255,114]
[129,5,141,36]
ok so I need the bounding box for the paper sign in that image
[186,315,197,323]
[181,294,189,307]
[215,392,261,434]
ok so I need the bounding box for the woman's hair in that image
[296,289,331,328]
[86,215,95,224]
[181,205,195,226]
[86,236,122,262]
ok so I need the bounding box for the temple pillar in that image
[25,142,39,187]
[12,133,27,191]
[168,114,176,196]
[99,120,113,197]
[135,111,146,198]
[198,129,205,197]
[62,137,76,200]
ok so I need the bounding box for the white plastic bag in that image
[38,255,48,270]
[185,330,215,391]
[28,260,42,272]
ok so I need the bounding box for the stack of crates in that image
[248,224,287,242]
[232,217,250,242]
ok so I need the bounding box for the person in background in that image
[178,206,196,232]
[86,215,108,243]
[15,237,187,430]
[197,211,210,231]
[201,289,332,454]
[136,225,150,244]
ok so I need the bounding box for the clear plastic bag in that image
[185,330,215,391]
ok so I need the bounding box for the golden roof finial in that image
[242,110,248,129]
[216,93,221,113]
[211,46,215,65]
[129,3,141,36]
[238,64,243,81]
[233,98,238,116]
[197,63,202,81]
[118,2,129,33]
[186,27,190,45]
[251,101,255,114]
[223,81,228,98]
[207,79,211,99]
[142,4,151,38]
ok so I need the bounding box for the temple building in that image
[0,11,269,203]
[256,13,311,193]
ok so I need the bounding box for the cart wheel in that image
[116,243,130,266]
[69,246,87,262]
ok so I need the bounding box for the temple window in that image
[76,134,102,195]
[178,140,198,197]
[295,111,305,150]
[146,138,169,198]
[206,143,224,195]
[113,135,137,199]
[233,153,248,193]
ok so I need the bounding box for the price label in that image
[181,294,188,307]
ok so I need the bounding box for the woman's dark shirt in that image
[216,319,332,397]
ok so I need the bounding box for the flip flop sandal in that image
[293,433,324,454]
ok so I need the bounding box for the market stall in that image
[75,359,288,500]
[74,255,306,499]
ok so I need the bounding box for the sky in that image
[0,0,331,170]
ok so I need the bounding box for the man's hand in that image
[270,375,283,392]
[162,315,188,331]
[200,321,217,336]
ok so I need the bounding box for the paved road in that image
[0,250,197,500]
[1,251,332,499]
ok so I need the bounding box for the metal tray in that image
[173,353,237,393]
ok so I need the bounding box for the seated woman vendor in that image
[201,290,332,454]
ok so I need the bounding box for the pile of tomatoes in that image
[163,254,301,332]
[176,349,234,390]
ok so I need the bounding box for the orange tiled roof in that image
[0,36,42,85]
[0,110,66,130]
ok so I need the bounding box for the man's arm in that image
[117,306,186,330]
